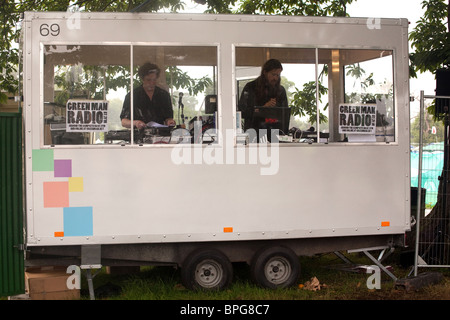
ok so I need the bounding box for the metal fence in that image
[411,143,443,207]
[414,91,450,275]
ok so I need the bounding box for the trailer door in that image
[0,111,25,296]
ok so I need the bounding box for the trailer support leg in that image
[362,250,397,281]
[86,269,95,300]
[333,251,352,264]
[83,268,102,300]
[346,246,398,281]
[81,245,102,300]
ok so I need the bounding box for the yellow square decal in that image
[69,177,84,192]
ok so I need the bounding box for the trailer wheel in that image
[181,249,233,291]
[250,246,300,289]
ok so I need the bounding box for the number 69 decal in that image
[40,24,60,36]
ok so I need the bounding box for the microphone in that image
[179,92,185,126]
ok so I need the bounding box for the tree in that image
[409,0,450,265]
[233,0,355,126]
[0,0,192,103]
[410,109,445,144]
[409,0,450,76]
[290,68,329,126]
[0,0,355,104]
[237,0,353,16]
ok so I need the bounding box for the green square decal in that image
[32,149,54,171]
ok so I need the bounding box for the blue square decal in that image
[63,207,93,237]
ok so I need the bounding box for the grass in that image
[2,251,449,302]
[78,251,450,300]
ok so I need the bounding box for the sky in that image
[183,0,435,117]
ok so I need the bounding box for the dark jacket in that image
[238,79,288,131]
[121,85,173,125]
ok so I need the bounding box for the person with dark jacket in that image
[238,59,288,131]
[121,62,175,129]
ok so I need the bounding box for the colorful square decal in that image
[32,149,54,171]
[43,181,69,208]
[69,177,83,192]
[63,207,93,237]
[54,159,72,177]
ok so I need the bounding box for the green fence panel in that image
[411,143,445,206]
[0,111,25,296]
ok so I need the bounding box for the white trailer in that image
[22,11,411,290]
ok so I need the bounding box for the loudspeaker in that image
[205,95,217,114]
[435,69,450,115]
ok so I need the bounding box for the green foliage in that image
[166,66,213,96]
[289,66,329,125]
[0,0,187,98]
[0,0,358,99]
[409,0,450,75]
[411,109,445,144]
[344,63,388,105]
[53,65,131,104]
[194,0,237,13]
[409,0,449,127]
[0,0,354,126]
[229,0,354,125]
[0,1,21,96]
[237,0,355,16]
[52,63,213,110]
[290,81,328,125]
[69,0,185,13]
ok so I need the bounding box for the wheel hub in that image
[195,260,223,288]
[265,257,291,284]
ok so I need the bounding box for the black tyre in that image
[181,248,233,291]
[250,246,300,289]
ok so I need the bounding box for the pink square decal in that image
[43,181,69,208]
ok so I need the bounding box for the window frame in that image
[233,44,397,145]
[40,42,220,148]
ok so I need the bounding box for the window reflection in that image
[235,47,394,144]
[43,44,130,145]
[43,45,218,146]
[343,51,394,142]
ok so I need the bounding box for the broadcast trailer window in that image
[234,46,394,144]
[323,48,395,143]
[43,44,131,146]
[235,47,316,143]
[131,45,218,145]
[42,44,218,146]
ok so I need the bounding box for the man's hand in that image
[264,98,277,107]
[165,118,176,126]
[134,120,147,129]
